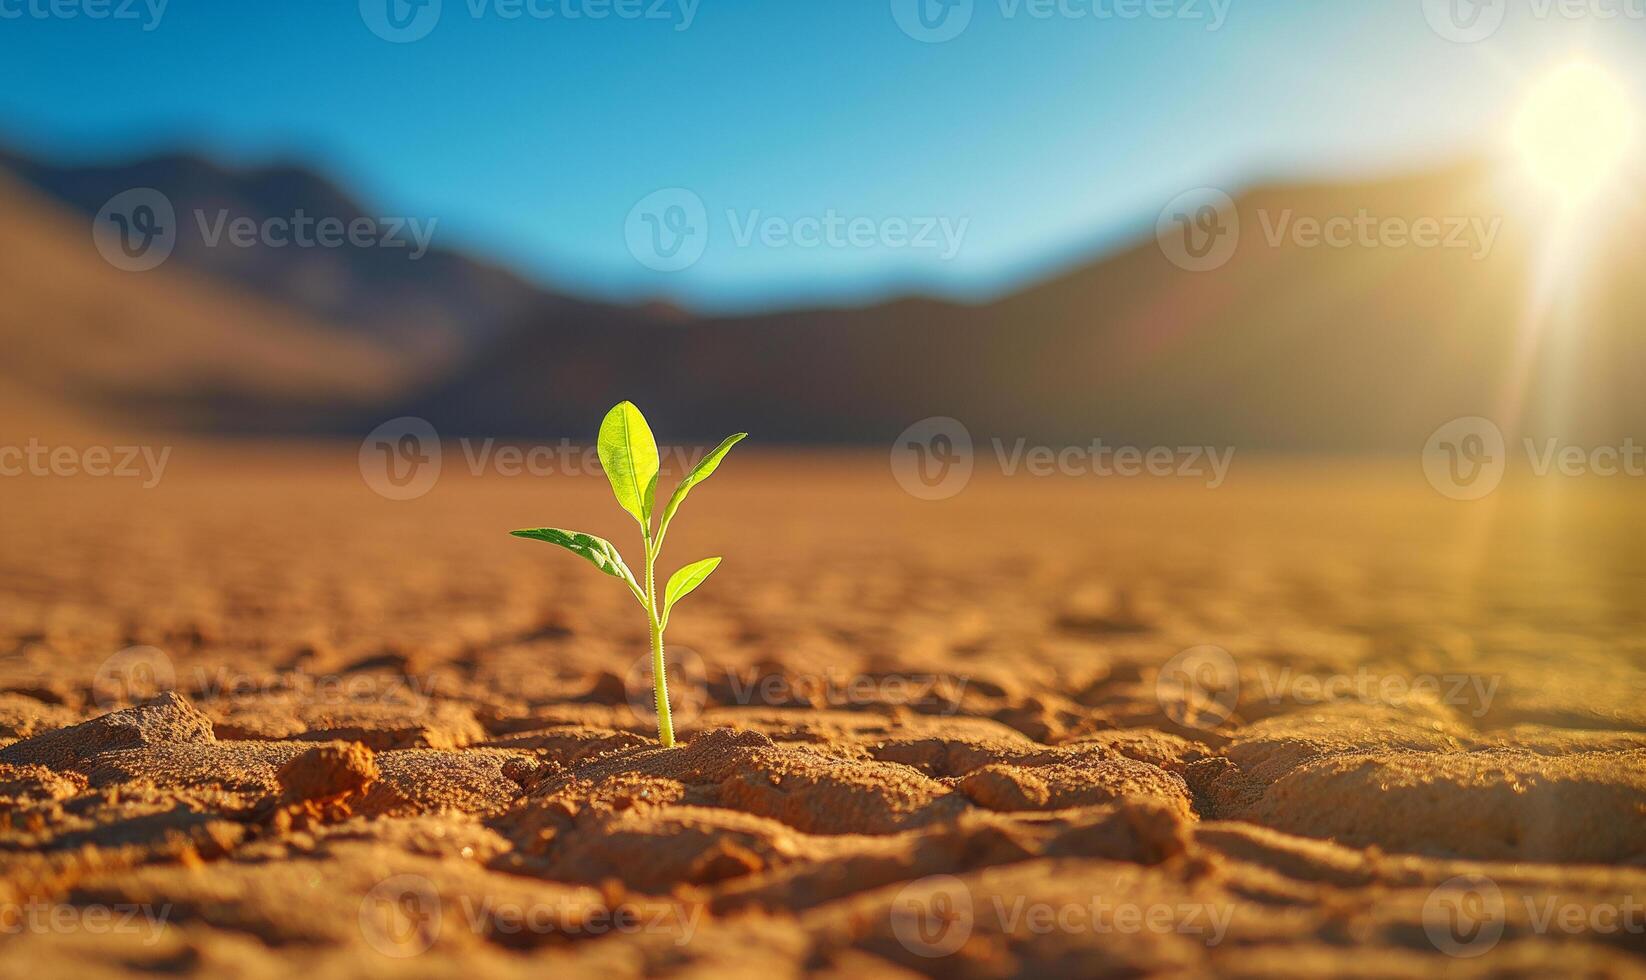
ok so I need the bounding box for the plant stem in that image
[645,539,675,747]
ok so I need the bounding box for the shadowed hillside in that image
[0,173,404,435]
[5,149,1643,448]
[407,164,1646,449]
[0,148,547,362]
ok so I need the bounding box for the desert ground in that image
[1,447,1643,978]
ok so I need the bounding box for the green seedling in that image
[511,402,745,748]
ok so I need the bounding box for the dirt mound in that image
[508,728,970,837]
[0,693,81,744]
[84,740,313,797]
[0,693,214,772]
[276,742,380,803]
[204,692,485,750]
[1237,748,1646,863]
[358,748,535,817]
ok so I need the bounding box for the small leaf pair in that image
[511,402,746,747]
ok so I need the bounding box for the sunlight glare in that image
[1512,62,1638,211]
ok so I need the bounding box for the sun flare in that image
[1512,62,1638,210]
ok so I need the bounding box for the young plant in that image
[510,402,745,748]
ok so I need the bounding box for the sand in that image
[0,450,1642,978]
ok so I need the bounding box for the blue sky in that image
[1,0,1642,310]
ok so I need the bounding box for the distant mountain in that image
[0,147,548,363]
[0,171,403,435]
[406,164,1646,450]
[4,146,1641,449]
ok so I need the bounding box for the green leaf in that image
[659,433,746,536]
[644,471,660,524]
[510,528,640,593]
[598,402,660,529]
[662,557,721,623]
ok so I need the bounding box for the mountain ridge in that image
[5,146,1642,449]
